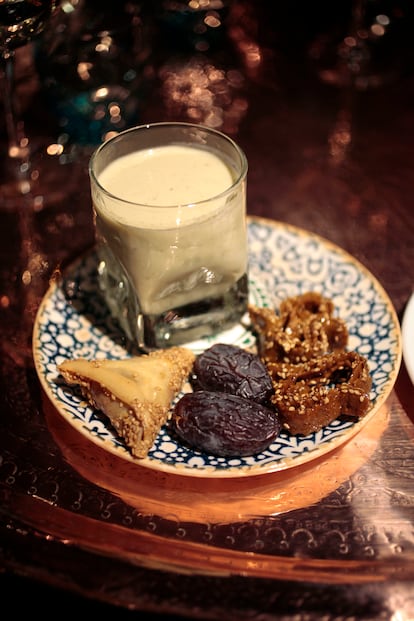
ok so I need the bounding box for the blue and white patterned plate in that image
[33,217,402,478]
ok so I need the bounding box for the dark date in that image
[171,391,281,457]
[191,343,274,405]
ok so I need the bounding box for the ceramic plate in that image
[402,291,414,384]
[33,217,402,478]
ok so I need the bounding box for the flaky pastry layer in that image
[58,347,195,458]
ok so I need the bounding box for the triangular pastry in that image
[58,347,195,459]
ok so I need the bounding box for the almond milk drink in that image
[89,123,248,349]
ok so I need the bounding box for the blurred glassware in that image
[0,1,95,366]
[0,0,61,208]
[154,0,230,54]
[308,0,413,90]
[0,0,64,363]
[150,0,251,135]
[35,0,156,146]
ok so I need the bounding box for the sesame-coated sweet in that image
[249,291,348,364]
[58,347,195,458]
[249,292,371,435]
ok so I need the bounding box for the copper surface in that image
[1,2,414,619]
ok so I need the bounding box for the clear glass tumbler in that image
[89,122,248,350]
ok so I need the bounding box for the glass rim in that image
[89,121,248,209]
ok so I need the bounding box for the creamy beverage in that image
[98,145,235,208]
[89,123,248,349]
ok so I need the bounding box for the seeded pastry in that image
[58,347,195,458]
[249,291,348,364]
[267,351,372,435]
[249,292,372,435]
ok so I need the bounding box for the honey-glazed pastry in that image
[249,292,371,436]
[268,350,372,435]
[249,291,348,364]
[58,347,195,458]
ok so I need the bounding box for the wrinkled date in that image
[171,391,281,457]
[191,343,274,405]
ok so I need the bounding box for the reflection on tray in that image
[43,392,390,524]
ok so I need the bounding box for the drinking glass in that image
[35,0,155,147]
[0,1,67,366]
[0,0,61,207]
[89,122,249,350]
